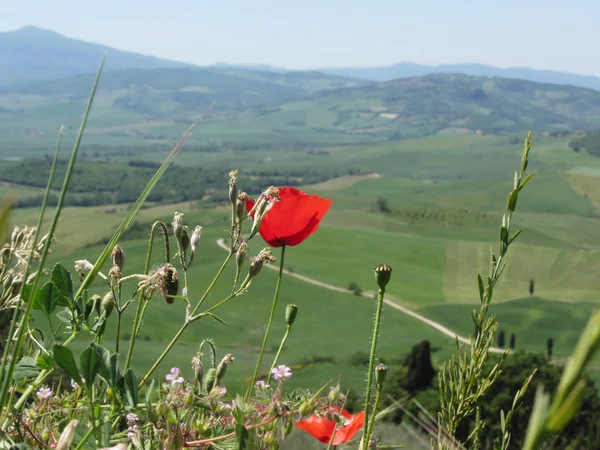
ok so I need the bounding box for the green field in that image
[7,131,600,394]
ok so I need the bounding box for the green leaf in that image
[38,281,59,315]
[54,345,82,386]
[519,172,535,191]
[235,424,249,449]
[23,283,41,311]
[56,308,74,326]
[145,379,156,406]
[36,353,53,371]
[13,356,41,381]
[80,346,101,390]
[205,312,228,325]
[51,263,73,306]
[123,368,138,407]
[477,274,484,302]
[74,422,97,449]
[90,343,112,384]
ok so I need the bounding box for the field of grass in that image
[9,132,600,393]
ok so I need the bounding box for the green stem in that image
[361,287,385,450]
[246,245,286,398]
[366,386,383,442]
[267,325,291,385]
[138,324,188,388]
[115,311,122,354]
[192,252,233,315]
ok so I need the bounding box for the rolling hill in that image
[0,26,191,88]
[3,70,600,153]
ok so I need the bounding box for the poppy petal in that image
[333,411,365,445]
[295,415,336,443]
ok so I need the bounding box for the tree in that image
[405,340,436,391]
[498,330,505,348]
[376,197,391,213]
[529,279,535,296]
[547,338,554,360]
[510,333,516,349]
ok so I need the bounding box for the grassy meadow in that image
[6,131,600,394]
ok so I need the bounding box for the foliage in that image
[569,130,600,156]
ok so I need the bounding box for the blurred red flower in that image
[295,409,365,445]
[246,187,331,247]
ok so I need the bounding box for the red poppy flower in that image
[246,187,331,247]
[295,409,365,445]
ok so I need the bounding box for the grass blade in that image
[0,53,105,410]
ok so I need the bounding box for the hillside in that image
[0,26,191,88]
[319,62,600,91]
[3,71,600,154]
[248,73,600,138]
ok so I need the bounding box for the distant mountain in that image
[0,26,191,88]
[318,62,600,91]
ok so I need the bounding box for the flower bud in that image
[100,292,115,318]
[111,245,125,272]
[190,225,202,260]
[42,428,51,442]
[192,356,203,387]
[147,407,159,424]
[56,419,79,450]
[285,304,298,327]
[249,257,264,278]
[376,363,388,389]
[157,402,169,416]
[228,170,239,206]
[236,192,249,222]
[215,353,234,385]
[164,427,184,450]
[236,241,247,268]
[180,227,190,253]
[374,264,392,290]
[172,212,185,243]
[184,391,194,406]
[204,367,217,392]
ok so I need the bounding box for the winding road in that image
[216,239,505,354]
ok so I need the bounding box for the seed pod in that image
[190,225,202,260]
[111,245,125,272]
[158,265,179,304]
[374,264,392,290]
[298,402,311,417]
[329,384,340,403]
[157,402,169,416]
[184,391,194,406]
[236,192,249,222]
[147,408,159,424]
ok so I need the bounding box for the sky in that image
[1,0,599,76]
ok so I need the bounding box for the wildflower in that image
[127,424,139,439]
[219,386,227,395]
[271,365,292,381]
[166,367,185,386]
[74,259,93,281]
[295,409,365,445]
[71,378,81,390]
[246,187,331,247]
[126,413,139,424]
[255,380,270,390]
[36,387,52,400]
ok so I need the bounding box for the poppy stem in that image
[361,287,385,450]
[246,244,286,399]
